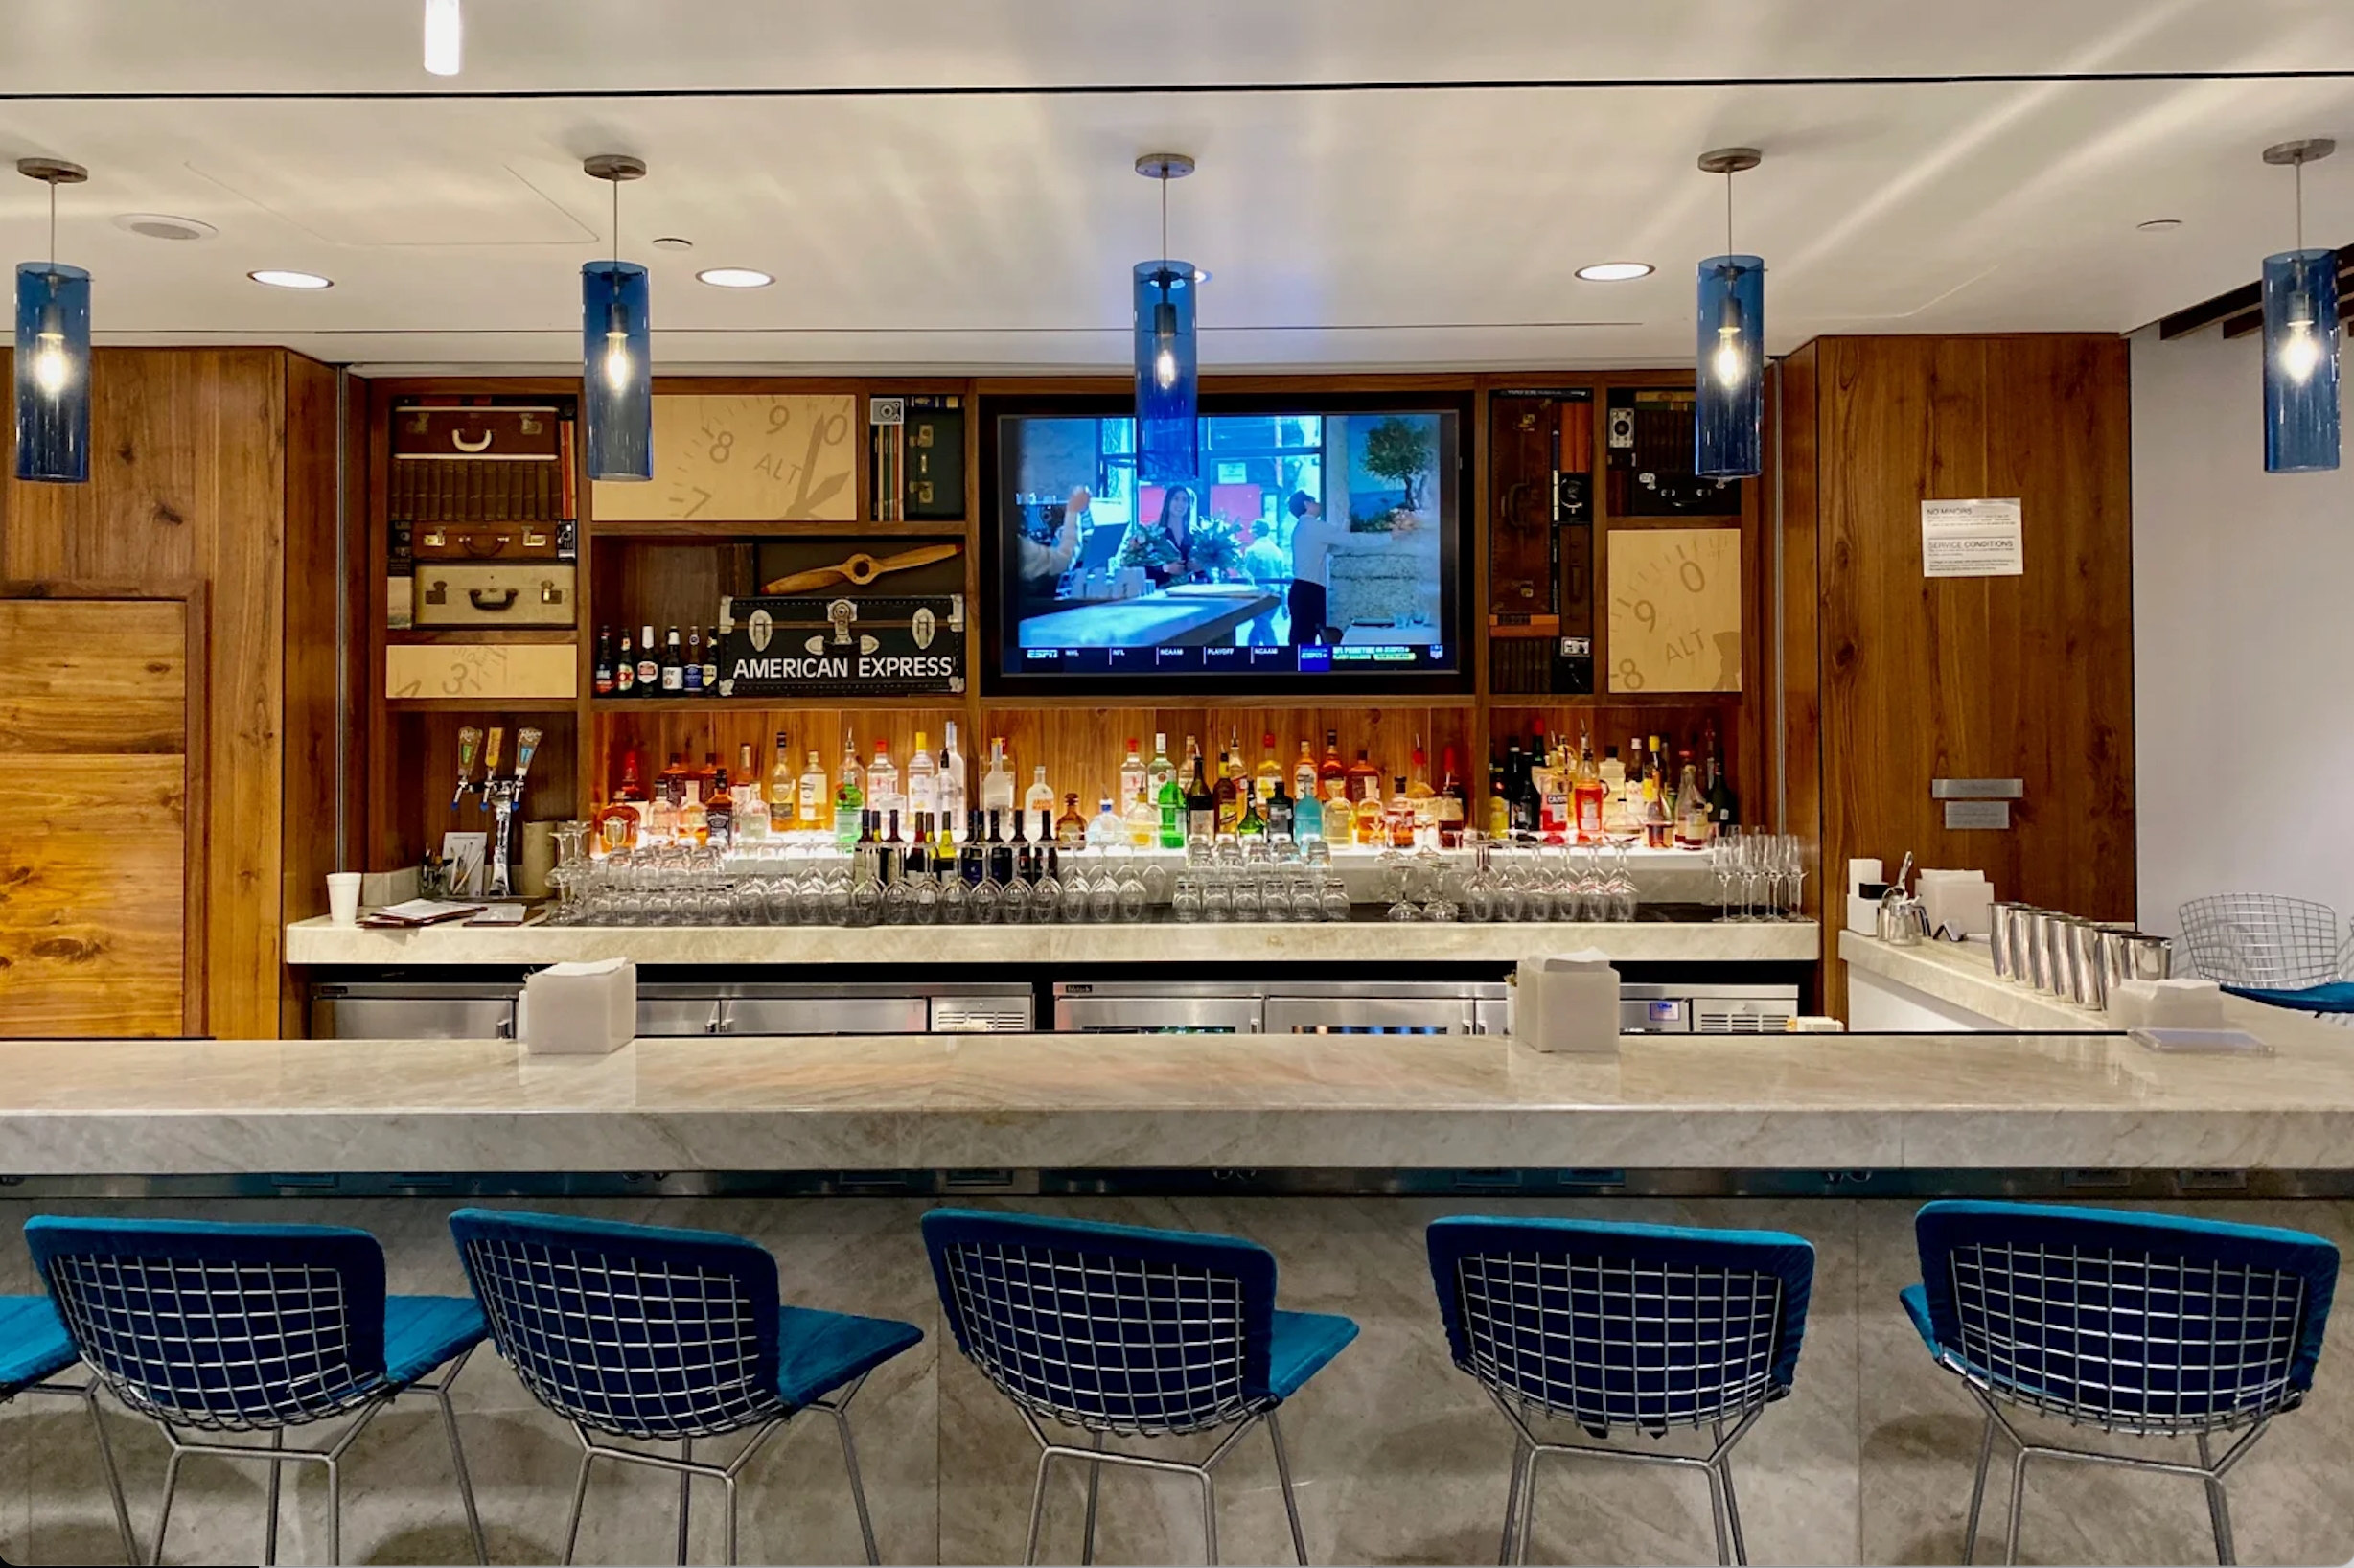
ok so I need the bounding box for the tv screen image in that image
[992,404,1463,688]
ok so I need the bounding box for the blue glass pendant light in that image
[1133,152,1199,484]
[15,157,92,485]
[581,153,652,482]
[1694,147,1766,480]
[2260,138,2340,473]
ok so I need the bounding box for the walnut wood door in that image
[0,598,196,1036]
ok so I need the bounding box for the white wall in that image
[2132,325,2354,934]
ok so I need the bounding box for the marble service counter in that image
[285,913,1819,968]
[2,1020,2348,1179]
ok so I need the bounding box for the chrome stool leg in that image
[818,1378,883,1567]
[264,1426,286,1565]
[22,1379,140,1566]
[1961,1410,1997,1564]
[1495,1436,1529,1567]
[419,1349,489,1566]
[150,1446,185,1568]
[560,1441,597,1567]
[1266,1410,1309,1567]
[1711,1418,1749,1568]
[676,1434,694,1566]
[1198,1465,1218,1566]
[1023,1445,1056,1566]
[1703,1464,1733,1568]
[1080,1428,1105,1566]
[2003,1446,2032,1567]
[1510,1445,1539,1568]
[720,1471,739,1567]
[2196,1433,2236,1566]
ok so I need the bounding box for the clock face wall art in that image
[590,394,857,522]
[1606,526,1742,693]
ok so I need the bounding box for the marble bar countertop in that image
[1840,929,2354,1047]
[286,916,1820,968]
[0,1017,2347,1176]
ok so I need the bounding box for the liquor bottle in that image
[1124,785,1159,846]
[694,751,719,805]
[678,780,708,846]
[1145,732,1176,801]
[1014,827,1038,887]
[1319,729,1347,805]
[613,745,648,803]
[938,721,968,842]
[1573,733,1607,843]
[704,767,734,849]
[1025,765,1056,842]
[1292,739,1319,805]
[958,812,984,886]
[1437,746,1468,848]
[834,737,865,848]
[980,737,1016,818]
[867,740,900,821]
[1500,743,1528,837]
[1388,776,1417,849]
[635,624,659,694]
[797,749,826,831]
[1406,736,1438,842]
[1184,749,1218,843]
[768,730,793,814]
[593,627,615,696]
[658,751,689,806]
[1598,745,1629,837]
[702,626,720,693]
[1650,735,1673,821]
[881,810,906,886]
[682,627,704,693]
[1118,739,1146,811]
[1212,751,1239,837]
[614,629,636,697]
[1641,747,1672,849]
[1087,797,1124,847]
[1353,775,1386,846]
[1675,760,1712,849]
[896,730,934,820]
[1266,778,1295,841]
[1237,782,1265,838]
[1256,733,1282,803]
[906,813,932,878]
[1346,747,1381,805]
[1706,726,1740,830]
[986,809,1014,887]
[1486,748,1510,840]
[733,744,770,843]
[1055,792,1088,847]
[851,811,880,888]
[1155,765,1185,848]
[1538,737,1571,843]
[661,627,685,692]
[1294,784,1324,844]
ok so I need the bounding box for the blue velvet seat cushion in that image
[383,1295,489,1389]
[2222,980,2354,1015]
[0,1294,77,1395]
[1268,1309,1358,1400]
[774,1303,924,1410]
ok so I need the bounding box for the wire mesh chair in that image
[1426,1216,1816,1568]
[1903,1201,2341,1566]
[450,1208,921,1567]
[0,1291,139,1564]
[2176,894,2344,989]
[24,1215,487,1568]
[921,1209,1359,1567]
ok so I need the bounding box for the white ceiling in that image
[0,0,2346,374]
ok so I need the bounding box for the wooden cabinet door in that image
[0,598,194,1036]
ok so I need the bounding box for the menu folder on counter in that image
[362,899,485,928]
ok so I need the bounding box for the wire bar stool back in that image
[25,1217,390,1432]
[2176,894,2345,988]
[1427,1217,1814,1438]
[450,1209,784,1441]
[1912,1203,2339,1436]
[922,1210,1277,1437]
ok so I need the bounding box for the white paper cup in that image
[327,872,363,927]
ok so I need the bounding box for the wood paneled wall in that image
[0,348,342,1038]
[1782,334,2135,1014]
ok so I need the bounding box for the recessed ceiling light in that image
[423,0,462,76]
[1576,262,1654,282]
[1192,267,1212,285]
[2136,218,2184,232]
[696,266,773,288]
[651,236,694,251]
[111,212,216,242]
[248,269,333,289]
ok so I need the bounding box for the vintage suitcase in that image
[902,404,965,519]
[716,592,964,698]
[412,563,576,629]
[392,404,570,523]
[393,404,564,459]
[410,522,563,561]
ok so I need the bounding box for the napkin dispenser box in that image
[1512,953,1622,1056]
[521,958,637,1055]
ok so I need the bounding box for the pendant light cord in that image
[1724,169,1735,257]
[46,177,56,269]
[611,174,620,266]
[1160,169,1170,264]
[2295,156,2305,252]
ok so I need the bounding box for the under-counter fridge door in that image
[312,994,516,1041]
[634,996,725,1037]
[720,996,932,1036]
[1053,995,1263,1034]
[1264,996,1476,1034]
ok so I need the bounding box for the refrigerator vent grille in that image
[931,1002,1033,1033]
[1697,1009,1789,1034]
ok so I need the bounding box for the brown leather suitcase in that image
[410,522,562,561]
[392,404,564,460]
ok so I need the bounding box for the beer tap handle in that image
[513,726,543,787]
[452,726,483,808]
[481,728,505,811]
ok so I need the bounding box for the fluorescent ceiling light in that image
[248,269,334,289]
[696,267,774,288]
[423,0,462,77]
[1576,262,1654,281]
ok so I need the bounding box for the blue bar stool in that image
[1904,1200,2340,1566]
[0,1291,139,1563]
[449,1208,920,1567]
[921,1209,1359,1567]
[1425,1216,1816,1567]
[25,1215,488,1568]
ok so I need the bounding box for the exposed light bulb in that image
[2278,319,2323,384]
[1711,329,1749,390]
[1152,294,1180,391]
[423,0,463,76]
[601,329,633,392]
[1153,344,1178,391]
[31,332,70,397]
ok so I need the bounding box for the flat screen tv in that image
[982,392,1470,696]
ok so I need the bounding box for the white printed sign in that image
[1920,498,2023,578]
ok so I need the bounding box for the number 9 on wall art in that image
[1607,526,1742,693]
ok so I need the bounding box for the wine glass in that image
[1117,859,1148,922]
[1172,873,1203,923]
